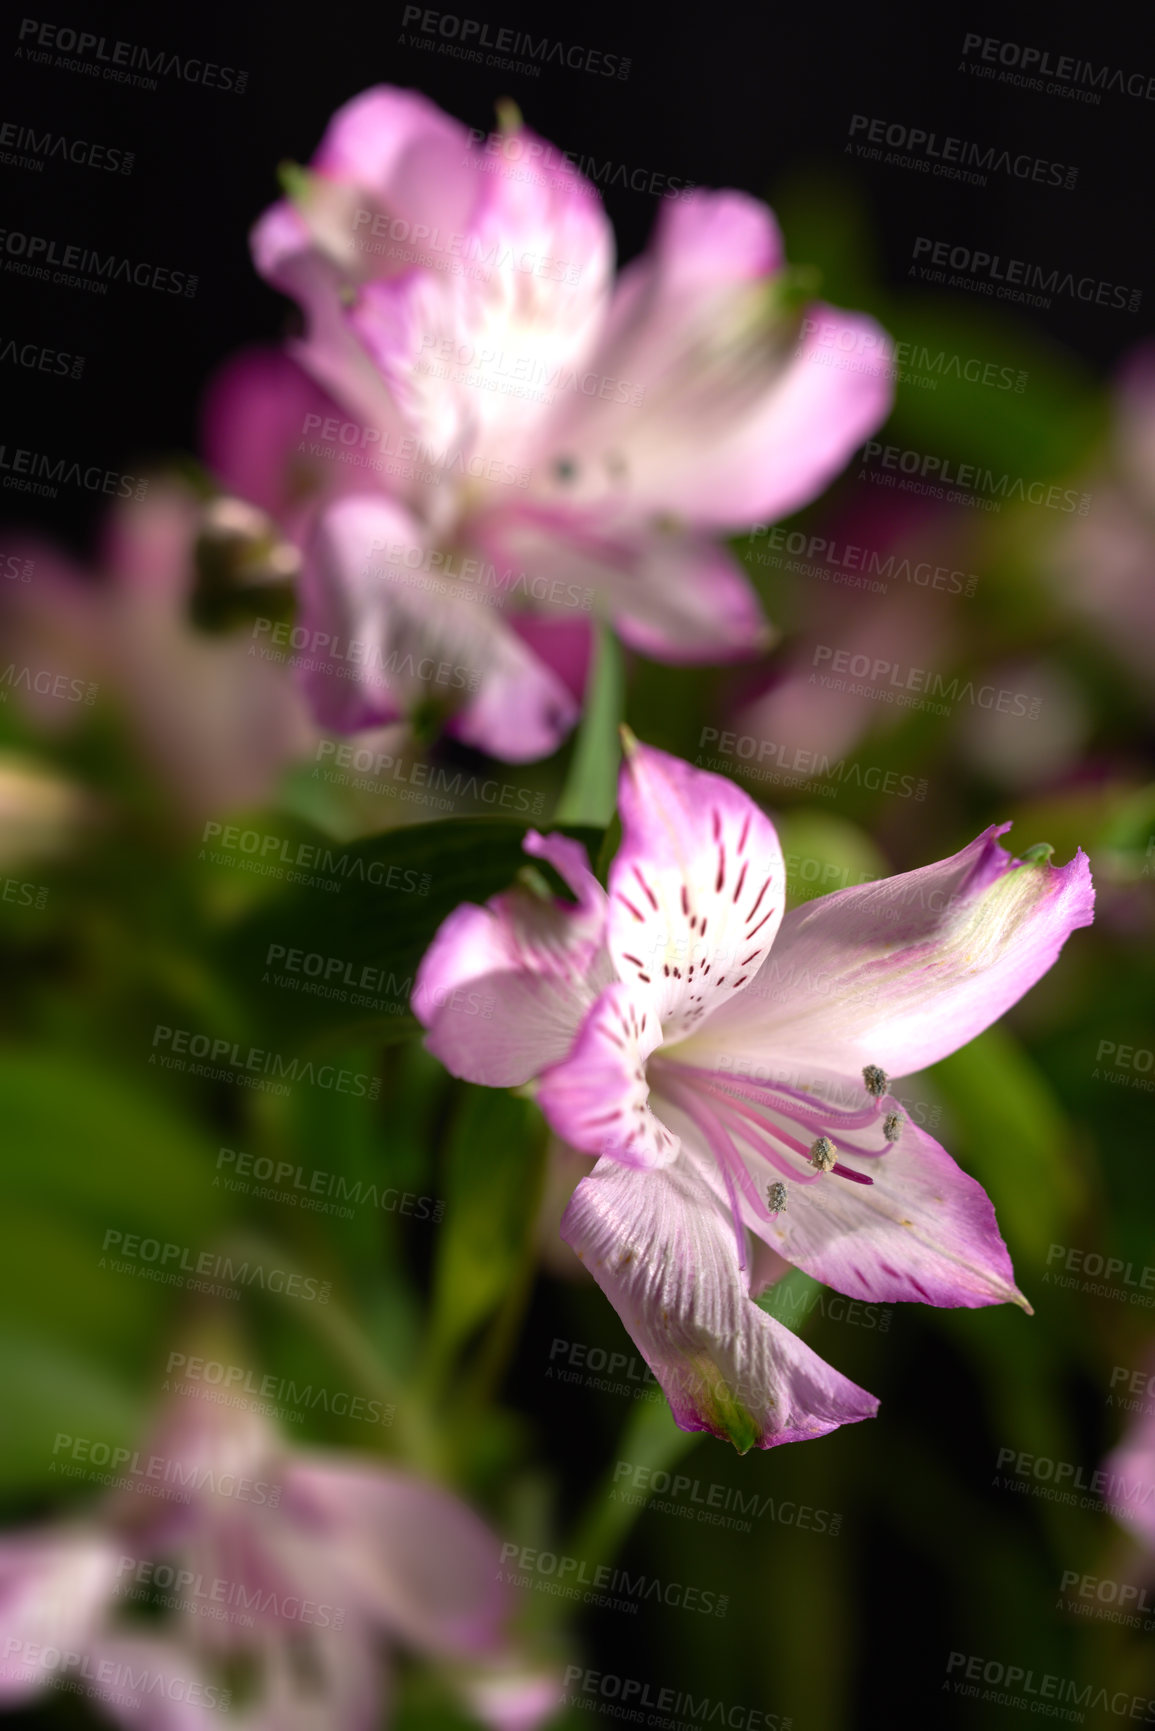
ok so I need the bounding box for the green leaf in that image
[424,1086,543,1382]
[219,819,601,1048]
[554,621,624,828]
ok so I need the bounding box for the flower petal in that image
[282,1460,510,1657]
[608,740,786,1040]
[300,495,578,757]
[561,1155,879,1451]
[482,509,772,661]
[537,981,677,1169]
[0,1527,122,1703]
[688,825,1094,1079]
[540,190,891,532]
[735,1114,1028,1309]
[415,831,611,1087]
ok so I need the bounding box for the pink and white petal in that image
[537,981,677,1169]
[741,1117,1027,1310]
[560,1156,879,1452]
[313,85,482,250]
[607,740,786,1039]
[250,202,408,447]
[0,1526,122,1702]
[1102,1389,1155,1548]
[281,1460,510,1658]
[483,508,772,662]
[76,1635,225,1731]
[535,188,890,532]
[414,831,611,1087]
[687,825,1094,1080]
[459,1661,566,1731]
[199,345,354,529]
[300,495,577,757]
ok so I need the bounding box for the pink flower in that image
[250,86,893,760]
[1102,1359,1155,1551]
[0,1372,559,1729]
[414,738,1093,1451]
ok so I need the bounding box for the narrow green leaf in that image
[555,622,624,828]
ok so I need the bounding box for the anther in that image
[863,1064,888,1099]
[809,1137,837,1173]
[767,1181,788,1214]
[883,1110,902,1142]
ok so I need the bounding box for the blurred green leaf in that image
[555,622,624,828]
[932,1025,1085,1270]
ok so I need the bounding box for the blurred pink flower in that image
[0,1369,559,1730]
[414,739,1093,1451]
[247,86,893,760]
[2,482,313,825]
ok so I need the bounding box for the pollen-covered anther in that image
[883,1110,902,1142]
[767,1181,788,1214]
[809,1136,837,1173]
[862,1064,888,1099]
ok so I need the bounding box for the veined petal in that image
[560,1156,878,1451]
[687,825,1094,1079]
[415,831,611,1087]
[608,741,786,1039]
[733,1114,1028,1309]
[537,981,676,1169]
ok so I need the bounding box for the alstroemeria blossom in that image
[0,1373,559,1730]
[251,86,893,759]
[415,740,1094,1451]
